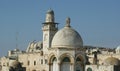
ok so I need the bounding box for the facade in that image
[0,9,120,71]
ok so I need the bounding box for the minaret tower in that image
[42,9,58,53]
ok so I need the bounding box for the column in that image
[71,63,74,71]
[58,63,60,71]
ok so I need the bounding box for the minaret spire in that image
[65,17,71,27]
[45,9,55,23]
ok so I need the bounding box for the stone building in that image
[18,9,85,71]
[0,9,120,71]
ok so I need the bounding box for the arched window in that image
[76,57,81,62]
[76,57,82,71]
[62,57,70,62]
[87,67,92,71]
[52,57,57,62]
[51,57,57,71]
[61,57,70,71]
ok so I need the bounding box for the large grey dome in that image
[51,26,83,48]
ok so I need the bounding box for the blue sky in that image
[0,0,120,56]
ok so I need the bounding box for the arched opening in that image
[87,67,92,71]
[52,57,57,71]
[76,58,81,71]
[61,57,70,71]
[75,56,84,71]
[50,57,58,71]
[76,57,81,62]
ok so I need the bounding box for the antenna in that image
[16,32,19,48]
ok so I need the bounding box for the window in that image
[34,61,36,65]
[45,59,47,64]
[28,61,30,66]
[52,57,57,62]
[76,57,81,62]
[44,34,48,41]
[62,57,70,62]
[41,59,43,64]
[87,67,92,71]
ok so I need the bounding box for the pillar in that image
[71,63,74,71]
[58,63,60,71]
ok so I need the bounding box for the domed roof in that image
[26,41,43,52]
[47,9,54,15]
[116,45,120,50]
[103,57,120,65]
[51,17,83,48]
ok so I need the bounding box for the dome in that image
[47,9,54,15]
[116,45,120,54]
[116,45,120,50]
[26,41,43,52]
[103,57,120,65]
[51,17,83,48]
[51,27,83,48]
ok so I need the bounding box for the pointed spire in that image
[45,9,55,22]
[47,8,54,15]
[65,17,71,27]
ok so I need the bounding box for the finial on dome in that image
[65,17,71,27]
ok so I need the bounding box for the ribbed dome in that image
[103,57,120,65]
[51,26,83,48]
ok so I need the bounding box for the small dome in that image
[14,48,19,51]
[26,41,43,52]
[47,9,54,15]
[51,27,83,48]
[103,57,120,65]
[116,45,120,54]
[116,45,120,50]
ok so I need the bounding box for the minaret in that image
[42,9,58,53]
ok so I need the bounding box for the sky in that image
[0,0,120,57]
